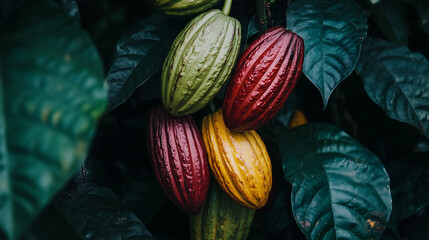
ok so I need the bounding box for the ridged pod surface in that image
[223,26,304,132]
[154,0,221,16]
[190,184,255,240]
[146,106,210,214]
[201,109,272,209]
[162,9,241,117]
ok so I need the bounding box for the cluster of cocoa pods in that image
[147,0,304,239]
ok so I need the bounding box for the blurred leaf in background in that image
[0,0,106,238]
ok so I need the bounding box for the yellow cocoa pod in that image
[288,109,307,129]
[201,109,272,209]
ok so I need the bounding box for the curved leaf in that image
[287,0,367,107]
[278,123,392,239]
[56,183,155,240]
[0,0,106,239]
[247,15,259,41]
[105,12,187,111]
[355,37,429,139]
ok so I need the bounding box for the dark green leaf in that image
[287,0,368,108]
[248,187,290,240]
[105,12,188,111]
[20,203,82,240]
[405,0,429,34]
[355,37,429,139]
[121,179,167,225]
[247,1,286,42]
[371,0,408,45]
[387,154,429,225]
[0,0,106,238]
[247,15,259,41]
[56,183,155,240]
[279,123,392,239]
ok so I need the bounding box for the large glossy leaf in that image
[355,37,429,139]
[105,12,187,111]
[55,183,155,240]
[278,123,392,239]
[0,0,106,239]
[371,0,408,45]
[287,0,367,108]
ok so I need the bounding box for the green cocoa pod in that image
[190,184,255,240]
[161,9,241,117]
[154,0,221,16]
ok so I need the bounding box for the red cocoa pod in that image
[146,106,210,214]
[223,26,304,132]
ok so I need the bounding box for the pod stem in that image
[209,101,217,113]
[256,0,267,33]
[222,0,232,16]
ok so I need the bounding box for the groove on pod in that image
[147,106,210,213]
[223,26,304,132]
[201,109,272,209]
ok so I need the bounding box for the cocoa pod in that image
[146,106,210,214]
[154,0,221,16]
[161,9,241,117]
[201,109,272,209]
[223,26,304,132]
[190,183,255,240]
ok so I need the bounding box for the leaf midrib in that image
[364,51,427,133]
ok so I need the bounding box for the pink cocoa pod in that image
[146,106,210,213]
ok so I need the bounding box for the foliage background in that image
[1,0,429,239]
